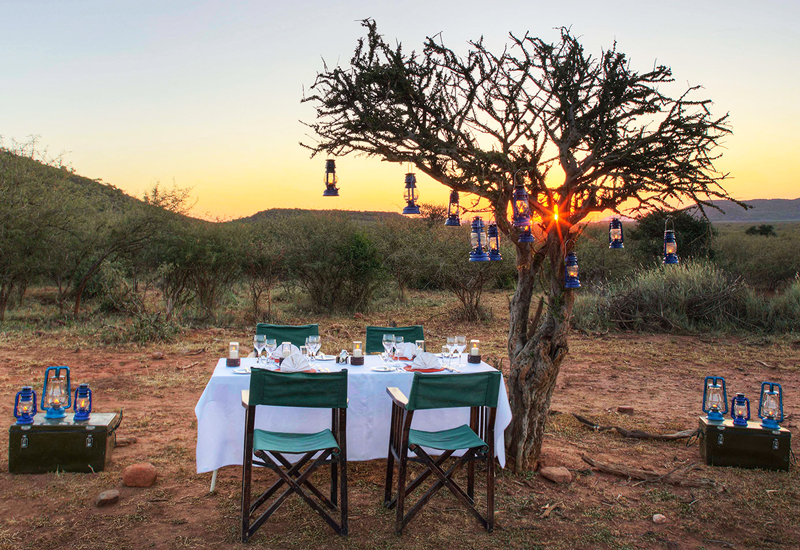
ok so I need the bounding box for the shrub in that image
[769,276,800,332]
[713,229,800,291]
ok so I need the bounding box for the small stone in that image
[96,489,120,507]
[151,351,164,360]
[539,466,572,484]
[74,347,81,353]
[617,406,634,415]
[354,312,363,320]
[653,513,667,524]
[122,463,158,487]
[115,436,138,447]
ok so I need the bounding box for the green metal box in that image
[698,416,792,471]
[8,412,121,474]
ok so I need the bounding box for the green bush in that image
[769,277,800,332]
[572,260,769,333]
[713,228,800,290]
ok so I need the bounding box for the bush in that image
[100,311,181,344]
[713,228,800,291]
[572,260,768,333]
[769,276,800,332]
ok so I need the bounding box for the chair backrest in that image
[406,371,501,411]
[248,369,348,409]
[255,323,319,348]
[365,325,424,354]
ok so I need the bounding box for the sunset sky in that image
[2,0,798,219]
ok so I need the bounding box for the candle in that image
[470,339,480,356]
[281,342,292,358]
[229,342,239,360]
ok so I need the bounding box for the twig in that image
[177,361,200,370]
[572,413,697,441]
[580,454,714,488]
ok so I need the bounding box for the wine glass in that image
[394,336,404,361]
[382,334,395,364]
[253,335,267,366]
[446,336,457,367]
[455,335,467,365]
[306,335,321,366]
[265,339,277,366]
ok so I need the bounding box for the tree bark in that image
[504,236,573,472]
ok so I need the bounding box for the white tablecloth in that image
[195,356,512,473]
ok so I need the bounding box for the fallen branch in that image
[177,361,200,371]
[572,413,697,441]
[184,347,207,356]
[580,454,714,488]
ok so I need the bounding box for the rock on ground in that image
[96,489,120,507]
[122,462,158,487]
[539,466,573,484]
[653,513,667,524]
[617,405,635,415]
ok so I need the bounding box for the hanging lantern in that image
[702,376,728,423]
[511,182,532,228]
[14,386,37,425]
[322,159,339,197]
[445,190,461,226]
[758,381,784,430]
[663,217,679,264]
[402,173,421,215]
[41,366,71,420]
[73,383,92,422]
[518,220,535,243]
[487,221,502,261]
[609,218,624,249]
[564,251,581,289]
[469,217,490,262]
[731,393,750,427]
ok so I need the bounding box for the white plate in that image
[371,365,396,372]
[233,367,251,375]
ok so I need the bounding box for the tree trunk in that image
[504,236,573,472]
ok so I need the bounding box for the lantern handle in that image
[664,215,675,232]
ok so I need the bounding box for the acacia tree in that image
[303,21,737,470]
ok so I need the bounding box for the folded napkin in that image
[410,352,440,370]
[271,344,300,360]
[395,342,417,359]
[280,352,311,372]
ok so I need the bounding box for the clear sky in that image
[2,0,798,219]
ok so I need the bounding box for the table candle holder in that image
[467,339,481,364]
[226,341,241,367]
[351,341,364,365]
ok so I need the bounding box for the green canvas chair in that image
[384,371,501,534]
[255,323,319,348]
[241,369,348,541]
[365,325,424,354]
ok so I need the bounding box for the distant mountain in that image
[236,208,407,224]
[695,199,800,223]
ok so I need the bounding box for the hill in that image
[698,198,800,222]
[236,208,408,224]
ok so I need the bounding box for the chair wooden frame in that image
[240,390,348,541]
[383,386,497,534]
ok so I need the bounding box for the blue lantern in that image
[73,383,92,422]
[469,217,490,262]
[518,220,535,243]
[758,381,784,430]
[564,251,581,289]
[445,190,461,226]
[702,376,728,423]
[487,221,502,261]
[511,180,531,228]
[14,386,37,425]
[322,159,339,197]
[663,217,679,264]
[731,393,750,427]
[42,366,71,420]
[402,173,421,215]
[609,218,624,249]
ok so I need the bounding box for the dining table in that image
[194,354,513,485]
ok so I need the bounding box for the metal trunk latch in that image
[772,439,779,450]
[717,434,724,446]
[21,435,28,449]
[86,435,94,448]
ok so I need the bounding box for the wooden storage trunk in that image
[698,416,791,471]
[8,412,121,474]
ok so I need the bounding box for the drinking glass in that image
[265,339,277,365]
[446,336,456,366]
[382,334,395,364]
[441,345,450,367]
[394,336,404,360]
[253,335,267,365]
[306,335,321,366]
[415,340,426,356]
[455,335,467,365]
